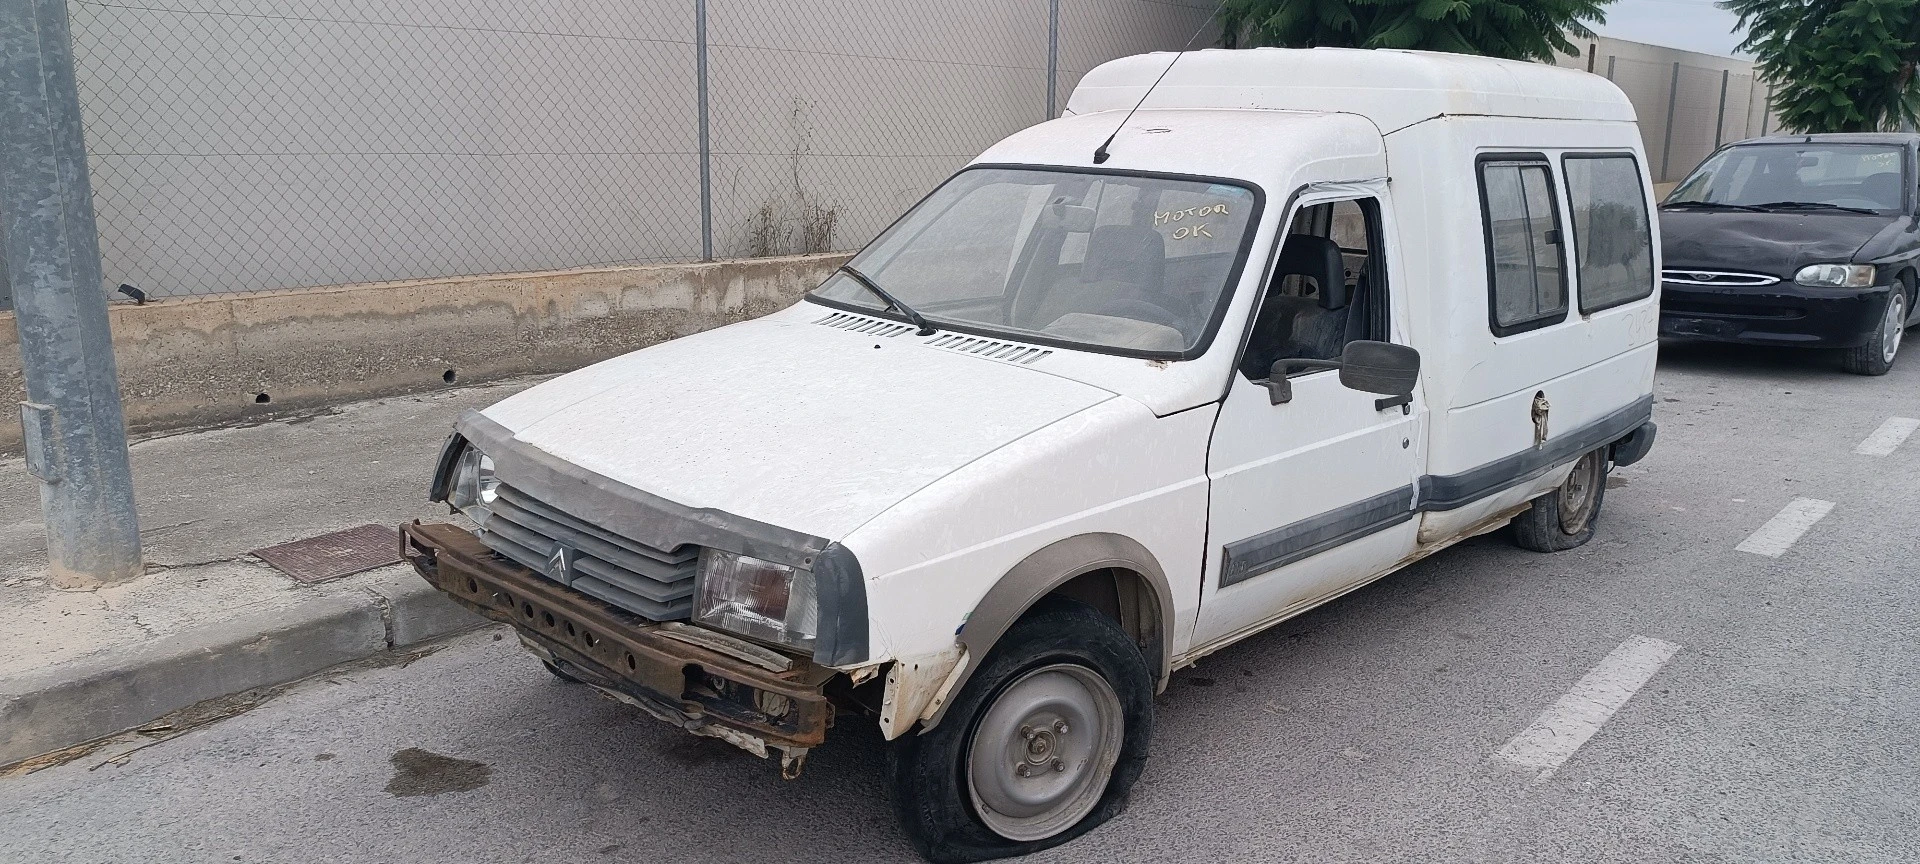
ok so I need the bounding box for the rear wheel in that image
[888,597,1152,863]
[1842,284,1907,376]
[1511,448,1607,552]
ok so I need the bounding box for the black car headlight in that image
[695,550,818,651]
[1794,263,1876,288]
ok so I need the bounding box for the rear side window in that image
[1478,158,1568,336]
[1564,155,1655,313]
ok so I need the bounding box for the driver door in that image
[1192,191,1426,648]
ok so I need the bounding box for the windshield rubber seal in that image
[804,162,1267,362]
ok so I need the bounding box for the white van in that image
[403,48,1659,862]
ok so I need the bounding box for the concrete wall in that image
[1554,36,1782,183]
[0,253,848,456]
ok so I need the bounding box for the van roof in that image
[1067,48,1635,133]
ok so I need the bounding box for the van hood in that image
[1660,210,1900,278]
[476,315,1116,541]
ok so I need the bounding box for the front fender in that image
[910,532,1174,733]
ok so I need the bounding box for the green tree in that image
[1721,0,1920,132]
[1220,0,1613,63]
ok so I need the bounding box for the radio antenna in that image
[1091,1,1227,165]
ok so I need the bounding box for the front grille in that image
[1661,269,1782,287]
[477,484,697,620]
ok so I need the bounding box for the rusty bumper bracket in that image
[400,522,834,761]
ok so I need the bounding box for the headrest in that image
[1275,234,1347,310]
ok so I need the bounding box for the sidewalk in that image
[0,378,542,767]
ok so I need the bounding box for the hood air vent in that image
[925,333,1052,365]
[814,311,913,337]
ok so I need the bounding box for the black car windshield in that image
[810,167,1259,357]
[1667,143,1909,214]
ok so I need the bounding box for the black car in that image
[1658,133,1919,375]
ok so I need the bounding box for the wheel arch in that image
[918,532,1174,733]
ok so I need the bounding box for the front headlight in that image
[1795,263,1876,288]
[447,446,498,516]
[695,550,818,651]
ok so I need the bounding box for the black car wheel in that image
[1842,281,1909,376]
[887,597,1153,863]
[1512,448,1607,552]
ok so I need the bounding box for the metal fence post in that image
[1660,61,1680,182]
[1046,0,1059,119]
[695,0,712,261]
[0,0,142,588]
[1713,69,1729,148]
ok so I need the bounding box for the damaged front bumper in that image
[400,521,835,774]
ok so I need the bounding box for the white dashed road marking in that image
[1494,635,1681,780]
[1735,498,1835,557]
[1854,417,1920,456]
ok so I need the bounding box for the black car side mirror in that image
[1262,341,1420,406]
[1338,340,1420,398]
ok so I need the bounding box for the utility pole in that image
[0,0,142,588]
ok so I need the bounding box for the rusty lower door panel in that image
[400,521,834,752]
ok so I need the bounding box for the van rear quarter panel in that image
[1387,116,1659,536]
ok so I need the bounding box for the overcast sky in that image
[1595,0,1750,57]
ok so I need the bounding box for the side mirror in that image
[1260,341,1418,407]
[1338,340,1420,398]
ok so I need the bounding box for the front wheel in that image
[1511,448,1607,552]
[1842,286,1907,376]
[887,597,1153,863]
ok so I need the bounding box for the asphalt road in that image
[5,339,1919,864]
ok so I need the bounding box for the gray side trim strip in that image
[1220,485,1415,588]
[1221,395,1656,590]
[1417,394,1654,511]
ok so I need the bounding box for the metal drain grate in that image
[254,523,402,584]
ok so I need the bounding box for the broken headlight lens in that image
[447,446,498,517]
[1794,263,1876,288]
[695,550,818,651]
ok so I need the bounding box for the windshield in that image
[810,167,1260,357]
[1667,143,1909,214]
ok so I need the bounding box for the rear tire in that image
[1511,448,1607,552]
[888,597,1153,863]
[1842,283,1907,376]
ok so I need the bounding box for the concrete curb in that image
[0,572,484,767]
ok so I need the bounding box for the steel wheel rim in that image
[1557,452,1604,534]
[966,663,1123,842]
[1882,292,1905,365]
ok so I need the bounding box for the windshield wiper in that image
[837,264,935,335]
[1753,201,1879,215]
[1661,200,1767,212]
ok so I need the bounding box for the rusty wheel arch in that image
[914,532,1175,734]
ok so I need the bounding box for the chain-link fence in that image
[56,0,1215,302]
[30,5,1779,308]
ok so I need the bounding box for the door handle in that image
[1375,394,1411,414]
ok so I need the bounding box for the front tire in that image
[1842,285,1907,376]
[888,598,1153,863]
[1511,448,1607,552]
